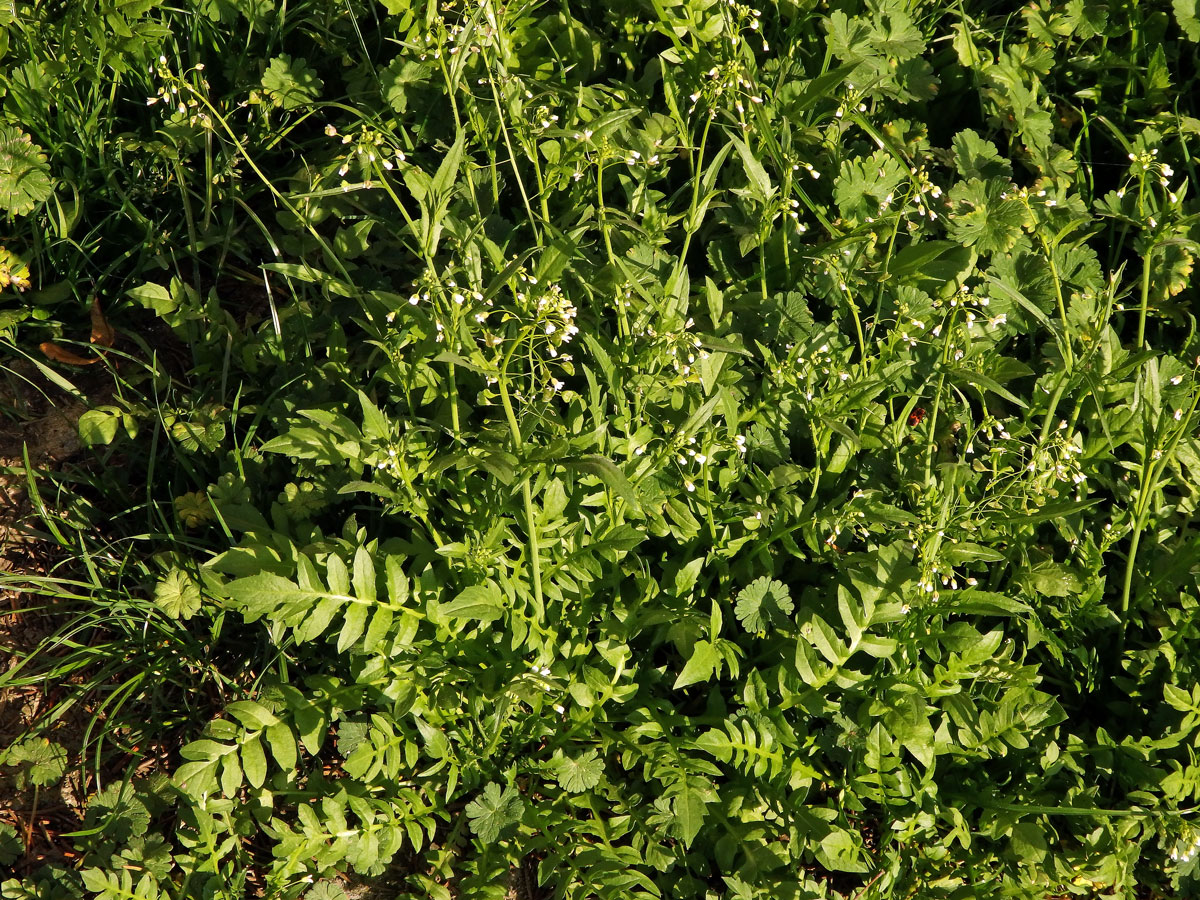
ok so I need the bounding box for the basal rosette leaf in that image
[465,783,524,843]
[0,125,53,216]
[261,54,324,110]
[1152,239,1196,298]
[734,576,794,634]
[946,177,1032,255]
[952,129,1012,181]
[551,749,604,793]
[154,568,203,620]
[834,150,908,222]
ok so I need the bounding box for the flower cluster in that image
[325,124,406,182]
[146,58,212,131]
[1170,826,1200,866]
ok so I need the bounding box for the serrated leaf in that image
[672,781,711,849]
[4,737,67,787]
[357,391,389,441]
[952,129,1012,181]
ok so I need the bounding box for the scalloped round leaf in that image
[734,576,794,634]
[464,782,524,843]
[552,749,604,793]
[946,178,1032,255]
[0,126,53,216]
[154,568,203,620]
[1153,241,1195,298]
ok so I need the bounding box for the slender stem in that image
[1137,242,1154,349]
[496,360,544,620]
[673,117,713,290]
[596,157,629,341]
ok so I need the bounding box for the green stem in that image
[673,117,713,291]
[596,157,629,341]
[1118,379,1200,648]
[1137,242,1154,349]
[1035,230,1074,369]
[496,362,545,620]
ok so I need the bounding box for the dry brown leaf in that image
[90,297,114,347]
[40,297,113,366]
[40,342,100,366]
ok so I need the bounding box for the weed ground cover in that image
[3,0,1200,897]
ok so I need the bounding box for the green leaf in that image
[884,694,936,767]
[441,581,504,621]
[0,823,22,866]
[947,178,1032,255]
[814,827,869,873]
[674,640,718,688]
[1016,561,1081,598]
[730,136,774,201]
[265,722,297,771]
[952,129,1012,181]
[431,132,466,198]
[357,391,389,441]
[153,568,203,620]
[241,735,267,788]
[564,454,640,511]
[947,366,1028,408]
[464,782,524,843]
[337,602,368,653]
[1174,0,1200,41]
[4,737,67,787]
[0,125,54,216]
[671,781,711,849]
[734,576,794,633]
[553,750,604,793]
[223,573,323,622]
[78,408,120,447]
[261,54,323,110]
[1010,821,1049,864]
[381,58,430,113]
[224,700,280,730]
[352,545,376,604]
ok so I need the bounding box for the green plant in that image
[3,1,1200,898]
